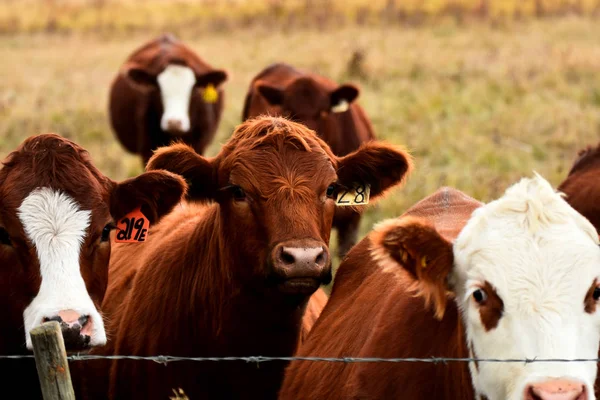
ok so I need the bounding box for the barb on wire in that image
[1,354,600,364]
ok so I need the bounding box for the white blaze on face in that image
[452,175,600,400]
[18,187,106,350]
[157,64,196,133]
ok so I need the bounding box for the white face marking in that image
[18,188,106,350]
[452,175,600,400]
[157,64,195,133]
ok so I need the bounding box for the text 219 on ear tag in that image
[115,207,150,243]
[336,183,370,206]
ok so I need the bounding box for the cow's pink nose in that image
[525,379,586,400]
[166,119,183,132]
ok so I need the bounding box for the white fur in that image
[452,174,600,400]
[157,64,195,133]
[18,188,106,350]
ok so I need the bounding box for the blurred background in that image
[1,0,600,259]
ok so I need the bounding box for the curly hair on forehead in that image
[223,115,336,159]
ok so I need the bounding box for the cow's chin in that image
[277,277,322,295]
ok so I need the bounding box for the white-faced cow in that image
[281,175,600,400]
[109,33,228,165]
[0,133,187,399]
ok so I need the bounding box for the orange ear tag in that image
[115,207,150,243]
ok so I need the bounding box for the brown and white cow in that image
[280,175,600,400]
[81,116,412,400]
[558,142,600,233]
[242,63,376,258]
[109,33,228,165]
[0,133,187,399]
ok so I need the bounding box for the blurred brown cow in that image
[558,142,600,233]
[242,63,376,258]
[109,33,228,165]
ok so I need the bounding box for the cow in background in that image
[81,116,412,400]
[281,176,600,400]
[242,63,376,258]
[109,33,228,165]
[558,142,600,233]
[0,133,187,399]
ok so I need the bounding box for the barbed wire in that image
[2,354,600,366]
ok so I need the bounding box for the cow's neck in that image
[185,205,309,354]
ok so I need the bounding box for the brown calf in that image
[0,133,187,399]
[242,63,376,257]
[558,142,600,232]
[81,116,412,400]
[109,33,228,165]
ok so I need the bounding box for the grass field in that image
[2,16,600,262]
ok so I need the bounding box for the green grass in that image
[2,17,600,269]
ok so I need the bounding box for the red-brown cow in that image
[558,142,600,233]
[242,63,376,258]
[82,116,412,400]
[281,176,600,400]
[0,133,187,399]
[109,33,228,165]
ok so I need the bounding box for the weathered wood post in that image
[30,321,76,400]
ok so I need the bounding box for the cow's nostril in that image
[78,315,89,327]
[315,251,325,266]
[280,249,296,265]
[44,315,63,324]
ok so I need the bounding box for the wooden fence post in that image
[31,321,76,400]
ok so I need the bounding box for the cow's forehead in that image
[453,175,600,299]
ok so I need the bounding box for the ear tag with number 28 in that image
[336,183,370,206]
[115,207,150,243]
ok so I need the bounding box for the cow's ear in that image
[370,216,454,320]
[126,67,157,88]
[330,84,359,113]
[335,142,412,200]
[257,83,284,106]
[196,69,228,88]
[110,170,188,225]
[146,143,217,202]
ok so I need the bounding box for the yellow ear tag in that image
[202,84,218,103]
[421,256,428,268]
[336,183,370,206]
[331,99,349,113]
[115,207,150,243]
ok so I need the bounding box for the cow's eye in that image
[473,289,488,304]
[0,227,11,246]
[231,186,246,201]
[326,184,336,198]
[101,224,115,242]
[593,287,600,301]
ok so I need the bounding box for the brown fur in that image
[80,116,412,400]
[279,187,482,400]
[243,63,377,258]
[0,133,187,400]
[109,33,228,165]
[558,142,600,233]
[478,281,504,331]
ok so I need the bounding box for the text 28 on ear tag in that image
[336,183,370,206]
[202,84,218,103]
[116,207,150,243]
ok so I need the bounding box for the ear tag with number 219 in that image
[336,183,370,206]
[116,207,150,243]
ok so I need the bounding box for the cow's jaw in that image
[18,187,106,350]
[451,176,600,400]
[157,64,195,134]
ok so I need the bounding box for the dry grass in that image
[2,17,600,265]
